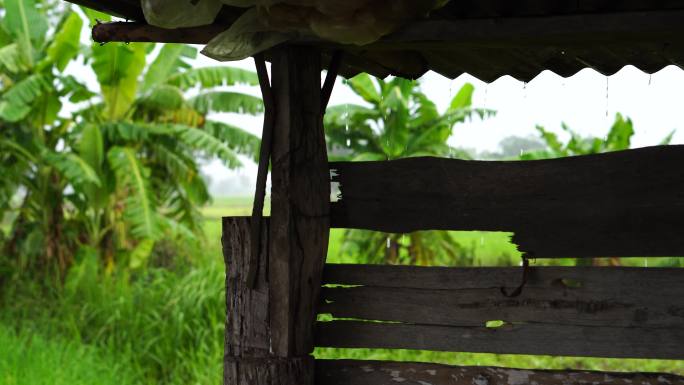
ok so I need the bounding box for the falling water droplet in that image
[648,74,652,86]
[484,85,489,109]
[401,234,406,245]
[386,237,391,249]
[519,149,524,157]
[605,77,609,117]
[480,236,484,246]
[523,82,527,100]
[346,138,351,147]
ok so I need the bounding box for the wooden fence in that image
[223,145,684,385]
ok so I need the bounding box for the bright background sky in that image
[66,39,684,195]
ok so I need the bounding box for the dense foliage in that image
[0,1,262,279]
[325,74,494,265]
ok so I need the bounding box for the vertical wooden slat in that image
[269,45,330,363]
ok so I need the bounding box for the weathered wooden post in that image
[223,45,329,385]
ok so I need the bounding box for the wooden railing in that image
[317,264,684,359]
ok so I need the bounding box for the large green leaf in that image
[605,113,634,151]
[348,74,381,104]
[107,146,161,240]
[189,91,263,115]
[0,43,28,73]
[42,12,83,72]
[165,66,258,90]
[43,151,102,188]
[128,238,155,269]
[448,83,474,111]
[3,0,48,67]
[0,73,51,122]
[141,44,197,91]
[91,42,148,119]
[138,84,186,111]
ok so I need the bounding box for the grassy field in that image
[0,196,682,385]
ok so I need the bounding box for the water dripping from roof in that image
[605,77,610,117]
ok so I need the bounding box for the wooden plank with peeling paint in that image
[315,360,684,385]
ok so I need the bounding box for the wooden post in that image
[222,217,314,384]
[269,45,330,359]
[223,45,329,385]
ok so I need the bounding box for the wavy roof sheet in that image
[69,0,684,82]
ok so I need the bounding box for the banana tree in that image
[0,2,262,277]
[325,74,494,266]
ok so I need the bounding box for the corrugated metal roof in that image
[68,0,684,82]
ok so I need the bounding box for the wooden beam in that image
[92,22,226,44]
[315,360,684,385]
[89,9,684,48]
[330,146,684,258]
[269,45,330,362]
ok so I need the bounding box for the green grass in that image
[0,323,137,385]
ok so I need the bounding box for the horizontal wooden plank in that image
[320,265,684,328]
[322,264,684,293]
[319,283,684,328]
[315,359,684,385]
[315,320,684,359]
[330,145,684,258]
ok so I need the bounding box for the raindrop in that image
[561,50,566,55]
[605,77,609,117]
[484,85,489,109]
[386,237,391,249]
[344,104,349,133]
[346,138,351,147]
[519,149,524,157]
[401,234,406,245]
[648,74,653,86]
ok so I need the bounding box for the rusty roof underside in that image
[69,0,684,82]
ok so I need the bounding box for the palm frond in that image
[141,44,197,91]
[165,66,258,90]
[0,73,51,122]
[107,146,162,240]
[188,91,263,115]
[203,120,260,161]
[171,124,242,167]
[43,151,102,188]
